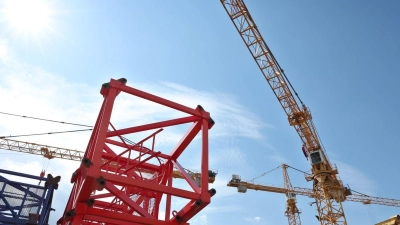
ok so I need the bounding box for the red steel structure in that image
[57,78,216,225]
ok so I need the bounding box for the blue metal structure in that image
[0,169,60,225]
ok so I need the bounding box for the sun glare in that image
[2,0,53,36]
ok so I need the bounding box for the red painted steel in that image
[57,78,216,225]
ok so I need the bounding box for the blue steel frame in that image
[0,169,58,225]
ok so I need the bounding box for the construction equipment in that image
[0,138,217,184]
[0,168,60,225]
[229,164,302,225]
[228,165,400,225]
[282,164,302,225]
[228,169,400,207]
[55,78,216,224]
[221,1,350,224]
[375,215,400,225]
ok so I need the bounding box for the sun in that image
[1,0,54,36]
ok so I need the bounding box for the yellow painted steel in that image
[375,215,400,225]
[220,0,348,224]
[282,164,302,225]
[227,176,400,207]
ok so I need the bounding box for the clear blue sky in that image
[0,1,399,224]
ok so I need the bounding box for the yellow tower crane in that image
[0,138,217,184]
[228,165,400,224]
[230,164,302,225]
[221,1,350,224]
[282,164,302,225]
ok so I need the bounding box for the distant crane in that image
[227,166,400,221]
[0,138,217,184]
[282,164,302,225]
[221,1,352,224]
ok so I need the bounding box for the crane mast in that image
[220,1,348,224]
[283,164,302,225]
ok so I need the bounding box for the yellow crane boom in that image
[220,1,348,224]
[227,175,400,207]
[0,138,217,183]
[0,138,84,160]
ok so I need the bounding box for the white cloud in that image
[335,161,376,196]
[191,214,208,225]
[263,144,288,165]
[112,81,268,142]
[0,39,9,62]
[217,147,247,167]
[203,203,241,213]
[245,216,266,224]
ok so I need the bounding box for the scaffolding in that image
[0,169,60,225]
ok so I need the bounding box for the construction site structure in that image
[282,164,302,225]
[375,215,400,225]
[228,173,400,207]
[0,138,217,184]
[56,78,216,225]
[221,1,350,224]
[0,168,60,225]
[229,164,400,224]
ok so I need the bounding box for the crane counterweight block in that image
[58,78,216,225]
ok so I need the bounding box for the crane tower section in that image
[282,164,302,225]
[57,78,216,225]
[221,1,349,224]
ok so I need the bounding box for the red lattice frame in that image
[57,78,216,225]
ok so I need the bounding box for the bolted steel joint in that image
[45,174,61,190]
[195,199,203,206]
[95,176,106,191]
[81,158,93,168]
[176,215,183,223]
[118,78,127,84]
[86,198,96,207]
[64,209,76,221]
[208,188,217,197]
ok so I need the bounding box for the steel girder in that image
[57,78,216,225]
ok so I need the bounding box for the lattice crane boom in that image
[282,164,302,225]
[0,138,217,183]
[227,176,400,207]
[220,1,347,224]
[0,138,84,161]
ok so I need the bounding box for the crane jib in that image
[221,0,350,224]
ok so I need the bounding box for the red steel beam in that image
[58,78,216,225]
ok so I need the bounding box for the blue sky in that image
[0,1,399,224]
